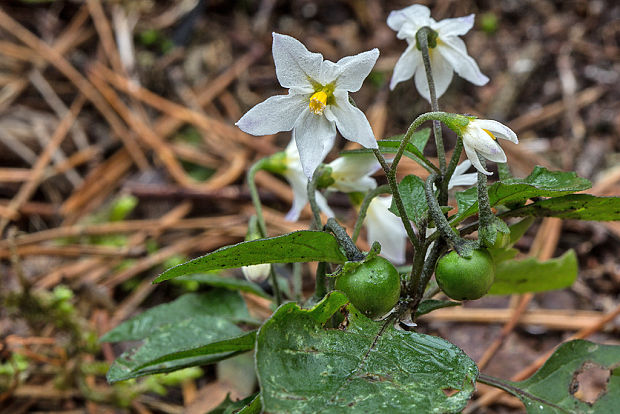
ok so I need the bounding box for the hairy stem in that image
[352,184,391,243]
[325,217,364,261]
[373,149,421,254]
[417,26,446,174]
[247,159,268,237]
[307,166,324,230]
[425,173,475,257]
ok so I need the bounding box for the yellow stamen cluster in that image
[483,129,497,140]
[309,91,328,115]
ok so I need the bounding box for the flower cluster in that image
[236,4,520,265]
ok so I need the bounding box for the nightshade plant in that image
[103,5,620,413]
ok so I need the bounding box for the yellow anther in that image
[309,91,328,115]
[483,129,497,140]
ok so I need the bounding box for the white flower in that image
[448,160,477,189]
[364,196,407,264]
[462,119,518,175]
[241,263,271,284]
[236,33,379,178]
[281,140,334,222]
[387,5,489,100]
[326,153,380,193]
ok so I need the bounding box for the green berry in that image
[435,249,495,301]
[335,257,401,319]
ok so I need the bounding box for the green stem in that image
[412,238,445,315]
[477,373,567,412]
[325,218,364,261]
[425,173,475,257]
[292,262,302,301]
[247,159,269,237]
[440,135,464,204]
[307,166,325,230]
[313,262,327,302]
[352,184,391,243]
[372,149,421,253]
[417,27,446,174]
[391,111,446,173]
[269,266,282,306]
[476,155,495,247]
[248,158,282,305]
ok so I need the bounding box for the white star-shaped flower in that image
[387,5,489,100]
[364,196,407,265]
[462,119,518,175]
[236,33,379,178]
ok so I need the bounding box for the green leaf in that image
[389,175,427,225]
[409,127,432,152]
[155,231,347,283]
[452,166,592,224]
[342,129,434,171]
[506,194,620,221]
[208,393,259,414]
[256,291,478,413]
[415,299,461,317]
[508,217,535,246]
[177,274,270,299]
[489,250,577,295]
[483,340,620,413]
[487,247,519,264]
[101,290,248,342]
[107,319,256,383]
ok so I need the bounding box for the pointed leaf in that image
[106,317,256,383]
[452,167,592,224]
[505,194,620,221]
[101,290,248,343]
[155,231,347,283]
[489,250,577,295]
[256,291,478,413]
[177,273,271,299]
[415,299,461,317]
[389,174,427,225]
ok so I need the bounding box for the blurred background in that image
[0,1,618,412]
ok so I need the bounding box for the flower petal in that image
[432,14,475,36]
[453,159,472,176]
[236,92,307,136]
[467,125,508,163]
[448,160,477,189]
[328,91,377,149]
[463,141,492,175]
[242,264,270,283]
[293,109,336,178]
[321,49,379,92]
[448,172,477,189]
[414,49,454,100]
[315,192,335,218]
[387,5,432,32]
[365,196,407,264]
[389,43,421,90]
[328,154,379,193]
[438,37,489,86]
[272,33,322,89]
[283,164,334,221]
[472,119,518,143]
[284,167,309,221]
